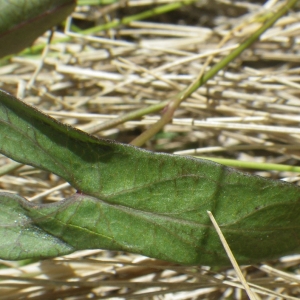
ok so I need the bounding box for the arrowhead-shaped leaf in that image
[0,88,300,265]
[0,0,76,58]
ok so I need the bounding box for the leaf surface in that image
[0,89,300,265]
[0,0,76,58]
[0,193,74,259]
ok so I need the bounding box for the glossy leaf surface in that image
[0,89,300,265]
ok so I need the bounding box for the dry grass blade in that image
[0,0,300,298]
[207,211,258,300]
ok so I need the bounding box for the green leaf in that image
[0,0,76,58]
[0,192,74,259]
[0,88,300,265]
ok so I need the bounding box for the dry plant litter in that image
[0,0,300,299]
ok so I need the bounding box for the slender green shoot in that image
[130,0,299,147]
[197,157,300,173]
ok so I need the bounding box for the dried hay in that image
[0,0,300,299]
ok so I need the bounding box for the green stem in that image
[130,0,298,147]
[197,156,300,173]
[81,0,197,34]
[86,100,169,134]
[1,0,196,60]
[78,0,117,5]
